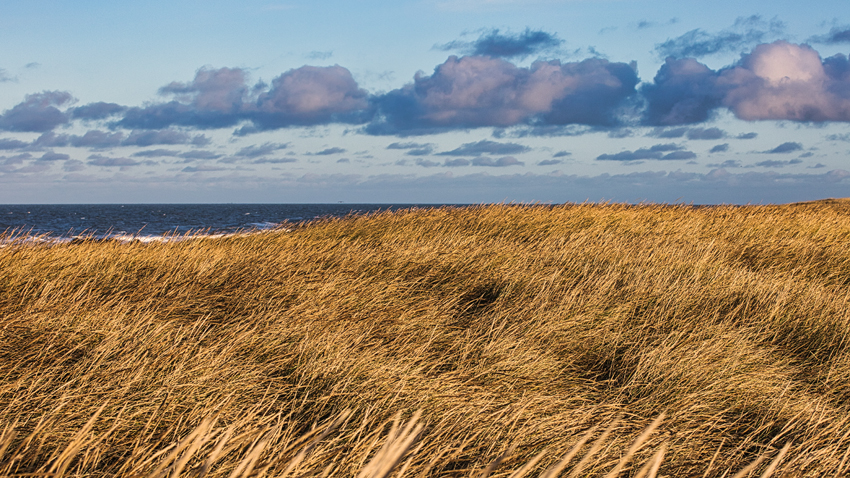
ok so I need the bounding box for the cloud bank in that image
[1,38,849,145]
[117,65,372,132]
[642,41,850,124]
[367,55,639,134]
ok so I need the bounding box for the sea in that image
[0,204,452,242]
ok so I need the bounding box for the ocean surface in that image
[0,204,451,241]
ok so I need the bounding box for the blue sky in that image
[1,0,849,204]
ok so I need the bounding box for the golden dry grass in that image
[3,200,850,477]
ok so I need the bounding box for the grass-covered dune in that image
[3,201,850,477]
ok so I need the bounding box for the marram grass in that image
[3,201,850,477]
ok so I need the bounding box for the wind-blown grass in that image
[3,200,850,476]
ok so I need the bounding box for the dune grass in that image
[3,200,850,477]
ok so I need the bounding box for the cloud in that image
[436,158,465,167]
[764,142,803,154]
[182,165,227,172]
[827,133,850,142]
[640,58,724,125]
[553,150,571,158]
[179,150,222,160]
[88,154,145,168]
[471,156,524,167]
[235,142,289,158]
[48,131,112,148]
[438,140,530,156]
[437,28,563,59]
[39,151,70,161]
[0,69,14,83]
[0,91,74,132]
[1,153,31,165]
[71,102,127,120]
[387,142,435,155]
[648,127,688,138]
[492,124,591,138]
[311,147,346,155]
[132,149,180,158]
[810,26,850,44]
[387,142,427,150]
[253,157,297,164]
[0,138,30,150]
[755,158,803,167]
[709,143,729,153]
[685,127,725,140]
[660,150,698,160]
[250,65,372,130]
[538,159,563,166]
[737,132,758,139]
[655,15,784,58]
[68,130,125,148]
[596,143,695,161]
[118,65,371,132]
[1,161,51,174]
[63,160,85,172]
[122,129,209,147]
[707,159,742,168]
[642,41,850,124]
[367,55,639,134]
[415,158,442,167]
[306,51,333,60]
[648,126,726,139]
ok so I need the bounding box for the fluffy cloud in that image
[709,143,729,153]
[641,58,724,125]
[437,28,563,59]
[367,55,639,134]
[0,91,74,132]
[250,66,371,130]
[118,65,371,132]
[643,41,850,125]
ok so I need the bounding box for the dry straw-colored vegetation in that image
[3,200,850,477]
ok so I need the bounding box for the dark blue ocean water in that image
[0,204,450,239]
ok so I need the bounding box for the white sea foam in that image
[0,226,292,248]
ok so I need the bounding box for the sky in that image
[1,0,849,204]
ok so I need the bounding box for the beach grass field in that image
[3,200,850,477]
